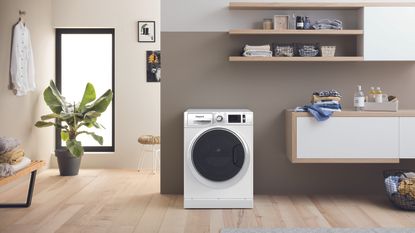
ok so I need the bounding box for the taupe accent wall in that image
[161,32,415,194]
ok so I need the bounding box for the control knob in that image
[216,115,224,122]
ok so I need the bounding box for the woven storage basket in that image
[383,169,415,211]
[321,46,336,57]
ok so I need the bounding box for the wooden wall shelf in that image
[229,2,415,10]
[229,29,364,36]
[229,56,364,62]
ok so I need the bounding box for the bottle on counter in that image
[375,87,383,103]
[296,16,304,30]
[354,85,365,111]
[368,86,376,102]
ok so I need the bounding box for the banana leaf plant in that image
[35,80,113,157]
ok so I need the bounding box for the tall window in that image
[56,29,115,152]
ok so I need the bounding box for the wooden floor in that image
[0,169,415,233]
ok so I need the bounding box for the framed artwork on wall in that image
[146,50,161,82]
[138,21,156,42]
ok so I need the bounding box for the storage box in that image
[274,15,289,30]
[364,101,399,112]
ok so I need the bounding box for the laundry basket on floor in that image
[383,169,415,210]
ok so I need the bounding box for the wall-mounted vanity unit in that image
[286,110,415,163]
[228,2,415,62]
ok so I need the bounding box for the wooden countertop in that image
[286,109,415,117]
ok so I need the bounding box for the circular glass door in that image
[192,129,245,182]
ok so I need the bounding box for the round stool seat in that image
[138,135,160,145]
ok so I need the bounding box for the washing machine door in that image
[192,128,246,182]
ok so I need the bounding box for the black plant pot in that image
[55,148,81,176]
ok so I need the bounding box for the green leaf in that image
[48,81,68,112]
[79,83,96,110]
[66,139,84,157]
[43,87,63,114]
[61,131,69,141]
[90,133,103,145]
[84,111,101,118]
[40,113,61,121]
[77,131,104,145]
[84,90,113,113]
[35,121,55,128]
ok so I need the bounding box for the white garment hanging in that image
[10,21,36,96]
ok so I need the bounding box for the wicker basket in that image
[321,46,336,57]
[383,170,415,211]
[274,44,294,57]
[297,44,319,57]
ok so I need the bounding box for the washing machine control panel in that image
[185,110,253,127]
[214,112,253,125]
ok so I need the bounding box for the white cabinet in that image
[364,7,415,61]
[400,117,415,158]
[296,117,399,160]
[285,110,415,163]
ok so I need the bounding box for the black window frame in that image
[55,28,115,153]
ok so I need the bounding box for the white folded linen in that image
[11,157,31,172]
[0,163,14,177]
[243,50,273,57]
[244,44,271,52]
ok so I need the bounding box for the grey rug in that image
[221,229,415,233]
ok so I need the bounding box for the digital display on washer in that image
[228,114,241,123]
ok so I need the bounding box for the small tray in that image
[364,101,399,112]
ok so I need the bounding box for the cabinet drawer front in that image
[364,7,415,61]
[297,117,399,159]
[400,117,415,159]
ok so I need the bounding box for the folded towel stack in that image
[312,19,343,30]
[295,89,342,121]
[0,137,31,177]
[311,90,342,112]
[0,137,24,165]
[242,44,273,57]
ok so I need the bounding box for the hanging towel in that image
[10,21,36,96]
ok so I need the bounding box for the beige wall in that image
[52,0,161,169]
[0,0,54,167]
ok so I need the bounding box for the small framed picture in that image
[274,15,289,30]
[138,21,156,42]
[146,50,161,82]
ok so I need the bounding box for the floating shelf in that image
[229,2,415,10]
[229,29,364,36]
[229,56,364,62]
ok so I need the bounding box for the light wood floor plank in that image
[0,169,415,233]
[291,195,331,227]
[271,196,306,227]
[159,196,189,233]
[255,195,285,228]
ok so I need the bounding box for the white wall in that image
[52,0,161,169]
[0,0,55,167]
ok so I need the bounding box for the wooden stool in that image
[137,135,160,174]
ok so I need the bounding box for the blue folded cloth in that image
[296,104,334,121]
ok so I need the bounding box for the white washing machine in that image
[184,109,253,209]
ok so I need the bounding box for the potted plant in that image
[35,80,113,176]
